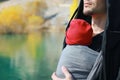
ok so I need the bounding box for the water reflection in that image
[0,32,65,80]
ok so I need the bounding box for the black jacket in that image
[63,0,120,80]
[102,0,120,80]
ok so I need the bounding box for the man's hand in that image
[51,66,73,80]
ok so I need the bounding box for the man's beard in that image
[83,10,94,16]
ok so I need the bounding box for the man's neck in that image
[91,14,107,36]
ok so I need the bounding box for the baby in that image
[55,19,99,80]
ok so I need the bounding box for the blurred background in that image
[0,0,79,80]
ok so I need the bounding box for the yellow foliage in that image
[26,0,47,15]
[28,15,44,25]
[0,5,25,26]
[0,0,47,34]
[0,5,27,33]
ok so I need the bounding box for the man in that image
[52,0,107,79]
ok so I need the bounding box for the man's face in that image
[83,0,106,15]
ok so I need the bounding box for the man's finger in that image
[62,66,72,79]
[51,72,61,80]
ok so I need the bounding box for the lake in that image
[0,31,65,80]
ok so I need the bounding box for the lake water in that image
[0,31,65,80]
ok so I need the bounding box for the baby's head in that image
[66,19,93,45]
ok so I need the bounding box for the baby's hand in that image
[51,66,73,80]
